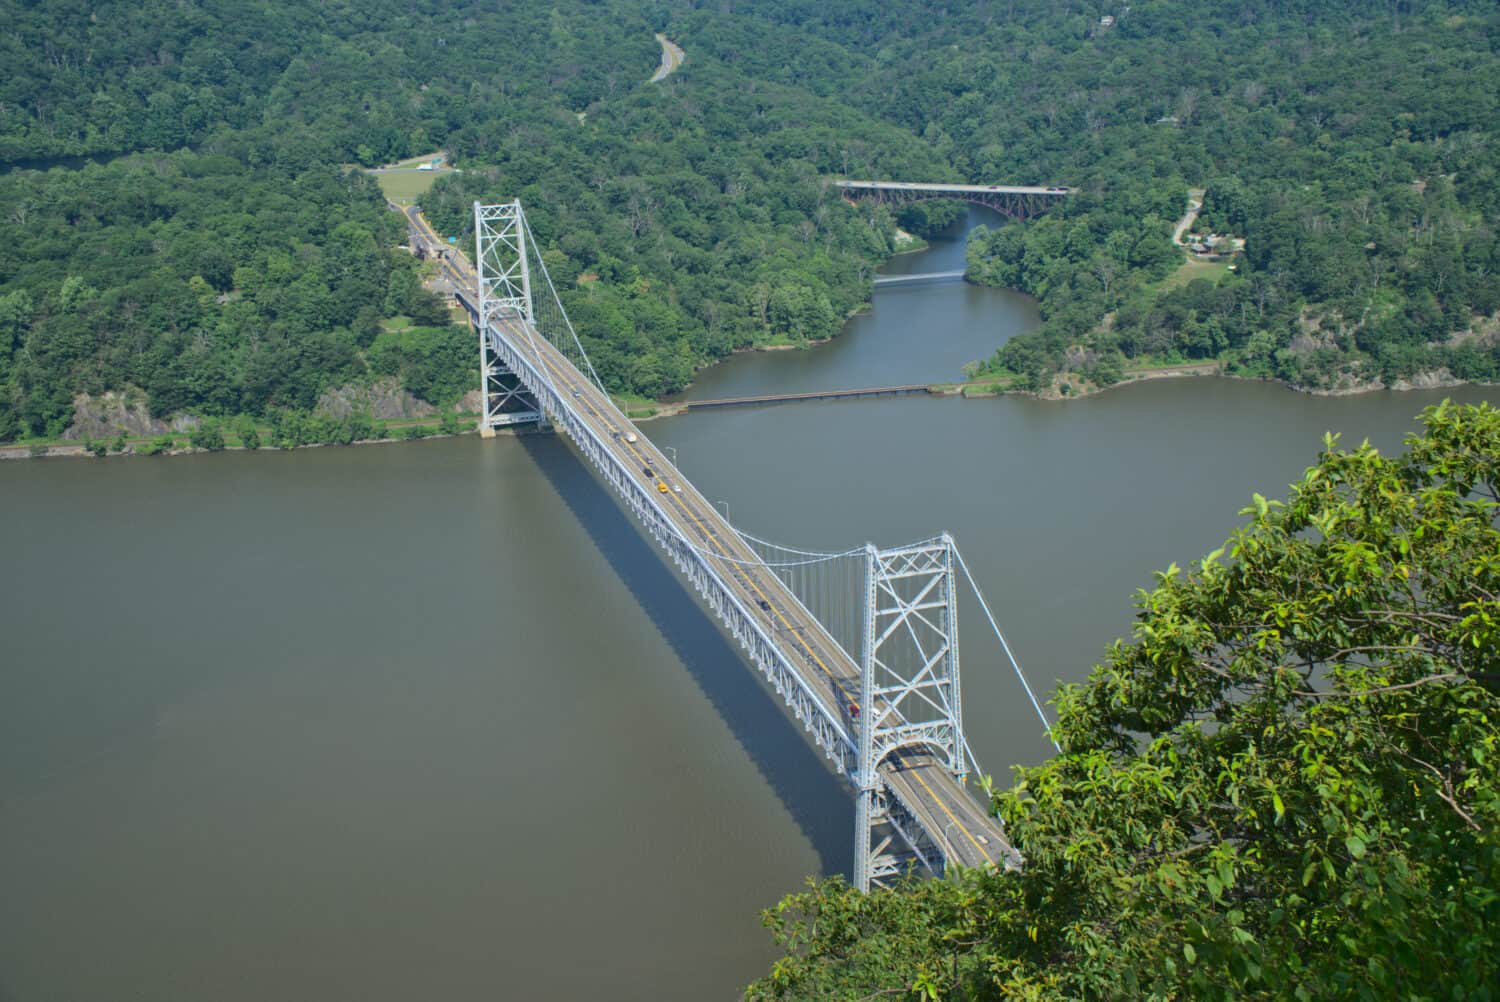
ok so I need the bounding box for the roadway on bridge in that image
[872,270,967,285]
[404,206,1013,874]
[504,318,1012,873]
[836,179,1070,196]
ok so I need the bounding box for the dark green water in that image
[2,213,1495,999]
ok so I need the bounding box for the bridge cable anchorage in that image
[470,199,1032,889]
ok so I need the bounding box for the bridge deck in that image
[836,179,1069,196]
[872,270,967,286]
[684,384,932,409]
[419,208,1012,875]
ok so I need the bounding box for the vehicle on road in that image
[657,481,669,493]
[643,466,654,477]
[624,432,638,443]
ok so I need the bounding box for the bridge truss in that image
[835,180,1070,221]
[475,203,541,428]
[471,200,1048,889]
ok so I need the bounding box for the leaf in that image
[1345,835,1366,860]
[1184,943,1197,964]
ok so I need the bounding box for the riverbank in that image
[0,412,549,461]
[0,427,488,461]
[949,361,1497,404]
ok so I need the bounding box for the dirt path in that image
[1172,187,1206,247]
[650,33,684,82]
[1123,361,1221,381]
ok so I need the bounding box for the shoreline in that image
[949,364,1498,403]
[8,367,1494,460]
[0,423,550,462]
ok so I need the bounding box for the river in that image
[1,208,1495,1000]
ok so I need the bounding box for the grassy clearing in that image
[929,375,1023,396]
[610,391,662,419]
[958,377,1023,396]
[375,169,451,205]
[1121,355,1195,372]
[891,233,930,255]
[1159,255,1234,292]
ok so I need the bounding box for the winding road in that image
[1173,188,1206,247]
[650,33,685,82]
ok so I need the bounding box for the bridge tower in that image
[854,534,968,890]
[474,201,543,432]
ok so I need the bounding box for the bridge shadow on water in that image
[519,434,853,878]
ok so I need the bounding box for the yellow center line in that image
[525,331,846,690]
[902,757,993,864]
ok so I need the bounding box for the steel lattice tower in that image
[474,201,542,432]
[854,535,966,889]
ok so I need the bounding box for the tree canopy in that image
[752,401,1500,1000]
[4,0,1500,439]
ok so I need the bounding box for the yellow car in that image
[657,481,670,493]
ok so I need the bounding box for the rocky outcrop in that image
[1390,368,1464,392]
[317,378,436,421]
[63,389,196,440]
[315,378,483,420]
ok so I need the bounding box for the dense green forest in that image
[879,0,1500,391]
[677,0,1500,392]
[5,0,1500,442]
[0,0,943,440]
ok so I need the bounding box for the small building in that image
[1100,15,1115,26]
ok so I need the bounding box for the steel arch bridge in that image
[435,200,1054,891]
[834,179,1071,220]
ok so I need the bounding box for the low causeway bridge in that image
[432,201,1050,890]
[684,383,933,410]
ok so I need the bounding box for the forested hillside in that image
[753,0,1500,392]
[5,0,1499,442]
[0,0,938,440]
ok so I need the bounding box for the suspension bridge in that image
[439,201,1054,890]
